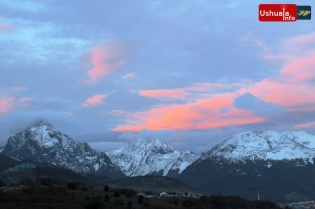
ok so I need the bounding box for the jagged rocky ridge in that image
[1,121,125,180]
[106,137,200,177]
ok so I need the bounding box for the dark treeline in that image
[0,178,290,209]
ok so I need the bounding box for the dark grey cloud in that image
[234,93,284,116]
[0,111,79,142]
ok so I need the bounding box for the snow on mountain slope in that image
[200,130,315,163]
[283,131,315,149]
[106,137,200,177]
[178,130,315,202]
[1,121,125,180]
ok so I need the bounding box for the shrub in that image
[85,200,103,209]
[138,195,144,204]
[111,188,137,198]
[127,200,132,208]
[40,178,54,187]
[115,199,124,206]
[182,200,194,207]
[57,186,68,194]
[104,194,109,202]
[103,185,109,192]
[145,190,152,195]
[169,199,178,205]
[113,191,120,198]
[67,182,77,190]
[81,187,88,191]
[200,195,207,202]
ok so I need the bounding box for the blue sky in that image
[0,0,315,153]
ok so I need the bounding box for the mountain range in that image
[1,120,315,202]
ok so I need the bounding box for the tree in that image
[67,182,77,190]
[127,201,132,208]
[169,199,178,205]
[114,191,120,198]
[103,185,109,192]
[138,195,144,204]
[104,194,109,202]
[85,200,103,209]
[200,195,207,202]
[182,200,194,207]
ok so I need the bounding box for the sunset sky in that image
[0,0,314,153]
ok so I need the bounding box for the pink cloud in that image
[248,78,315,107]
[82,103,89,107]
[0,93,34,114]
[112,33,315,132]
[294,122,315,129]
[0,101,10,109]
[246,33,315,110]
[138,82,233,101]
[86,41,125,84]
[137,82,237,101]
[139,89,190,100]
[0,23,15,33]
[183,83,227,91]
[284,33,315,45]
[0,98,15,115]
[111,94,264,132]
[123,72,136,79]
[82,94,107,107]
[280,50,315,83]
[64,112,73,116]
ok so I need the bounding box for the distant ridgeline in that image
[8,163,36,171]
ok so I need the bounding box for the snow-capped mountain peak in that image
[128,137,174,154]
[106,137,200,177]
[1,120,125,180]
[178,130,315,202]
[201,130,315,163]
